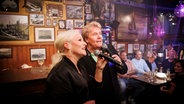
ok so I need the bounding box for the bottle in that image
[159,67,163,73]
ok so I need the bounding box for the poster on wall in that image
[115,3,148,41]
[0,14,29,41]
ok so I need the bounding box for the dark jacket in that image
[79,44,128,104]
[44,56,101,104]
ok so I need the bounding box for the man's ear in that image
[64,42,71,50]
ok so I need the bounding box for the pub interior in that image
[0,0,184,104]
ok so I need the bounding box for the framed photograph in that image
[85,4,91,13]
[45,19,52,26]
[23,0,42,12]
[117,43,126,54]
[85,14,93,20]
[115,3,148,41]
[30,48,46,61]
[58,20,66,29]
[0,0,19,12]
[0,14,29,41]
[53,19,58,26]
[34,27,55,42]
[64,0,83,4]
[128,44,133,54]
[133,44,139,50]
[45,1,63,18]
[74,20,84,28]
[140,44,145,53]
[29,13,44,26]
[66,19,73,29]
[66,5,83,19]
[0,48,12,58]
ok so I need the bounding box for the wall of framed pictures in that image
[0,0,85,70]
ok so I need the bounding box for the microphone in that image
[94,50,123,67]
[101,43,113,56]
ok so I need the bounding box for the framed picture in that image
[64,0,83,4]
[117,43,126,54]
[85,14,93,20]
[85,4,91,13]
[74,20,84,28]
[58,20,66,29]
[0,48,12,58]
[128,44,133,54]
[53,19,58,26]
[66,5,83,19]
[115,3,148,41]
[133,44,139,50]
[45,1,63,18]
[45,19,52,26]
[34,27,55,42]
[0,14,29,41]
[66,19,73,29]
[140,44,145,53]
[0,0,19,12]
[29,13,44,26]
[23,0,42,12]
[30,48,46,61]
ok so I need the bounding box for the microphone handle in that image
[98,53,122,67]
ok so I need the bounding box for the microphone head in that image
[94,50,100,56]
[102,43,108,50]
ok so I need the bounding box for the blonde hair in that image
[82,21,102,40]
[50,29,81,68]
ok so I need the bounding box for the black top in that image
[44,56,101,104]
[79,44,128,104]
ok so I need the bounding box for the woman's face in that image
[174,62,183,73]
[70,33,87,58]
[85,27,103,50]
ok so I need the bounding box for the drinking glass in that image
[37,59,45,67]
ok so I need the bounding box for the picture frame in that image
[66,5,83,19]
[23,0,42,12]
[74,20,84,28]
[115,3,148,41]
[64,0,83,4]
[52,19,58,26]
[128,44,133,54]
[29,13,44,26]
[0,48,12,58]
[66,19,73,29]
[0,14,29,41]
[58,20,66,29]
[30,48,46,61]
[133,44,139,50]
[85,4,91,13]
[117,43,126,54]
[34,27,55,42]
[45,19,52,26]
[45,1,63,18]
[0,0,19,12]
[85,14,93,20]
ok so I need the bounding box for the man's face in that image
[135,51,142,60]
[85,27,103,50]
[120,52,127,61]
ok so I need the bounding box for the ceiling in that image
[156,0,180,8]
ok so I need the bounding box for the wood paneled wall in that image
[0,44,56,71]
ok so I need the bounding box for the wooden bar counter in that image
[0,66,50,103]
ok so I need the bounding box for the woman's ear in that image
[64,42,71,50]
